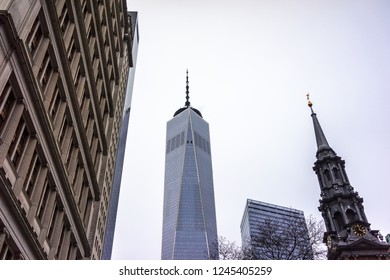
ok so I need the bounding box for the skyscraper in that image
[240,199,313,260]
[0,1,136,259]
[161,71,218,260]
[307,95,390,260]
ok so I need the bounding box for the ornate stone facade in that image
[0,0,137,259]
[308,97,390,260]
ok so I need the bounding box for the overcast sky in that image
[112,0,390,259]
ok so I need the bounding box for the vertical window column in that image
[0,99,24,165]
[67,241,78,260]
[58,226,71,259]
[37,185,56,246]
[52,102,67,139]
[67,145,79,180]
[73,167,84,202]
[0,82,15,134]
[78,184,90,219]
[83,196,93,227]
[11,137,37,196]
[7,115,30,170]
[27,166,48,224]
[43,72,59,108]
[31,39,50,77]
[47,204,65,259]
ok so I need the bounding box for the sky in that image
[112,0,390,259]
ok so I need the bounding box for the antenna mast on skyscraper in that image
[185,69,190,108]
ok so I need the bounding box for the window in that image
[175,134,180,149]
[49,86,62,122]
[38,52,53,89]
[193,131,210,154]
[58,4,70,34]
[26,16,43,55]
[67,38,76,62]
[324,169,331,184]
[0,241,17,260]
[0,82,16,133]
[166,139,171,154]
[346,209,357,223]
[37,180,52,221]
[65,138,77,170]
[47,203,60,241]
[8,118,29,168]
[58,115,69,145]
[83,196,93,226]
[180,132,185,146]
[24,152,41,197]
[81,0,87,16]
[332,167,340,180]
[72,157,83,190]
[57,224,66,258]
[334,212,344,232]
[74,62,81,87]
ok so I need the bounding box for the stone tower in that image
[307,95,390,260]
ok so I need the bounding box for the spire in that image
[185,69,190,107]
[307,94,333,156]
[173,70,203,118]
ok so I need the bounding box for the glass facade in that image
[240,199,313,260]
[162,108,218,260]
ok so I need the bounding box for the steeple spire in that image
[307,94,390,260]
[307,94,332,157]
[185,69,190,107]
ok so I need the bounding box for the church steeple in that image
[307,95,390,260]
[307,94,333,158]
[173,70,203,118]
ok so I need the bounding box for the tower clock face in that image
[352,224,367,237]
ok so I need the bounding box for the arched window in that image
[324,169,331,184]
[332,167,340,180]
[334,211,344,232]
[346,209,356,223]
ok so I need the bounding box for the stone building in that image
[307,96,390,259]
[0,0,138,259]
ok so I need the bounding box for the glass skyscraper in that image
[161,73,218,260]
[241,199,313,260]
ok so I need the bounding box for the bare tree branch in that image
[217,215,327,260]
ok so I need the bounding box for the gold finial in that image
[306,93,313,107]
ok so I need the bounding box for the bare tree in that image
[218,215,327,260]
[217,236,244,260]
[305,215,327,260]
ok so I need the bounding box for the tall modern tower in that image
[161,71,218,260]
[307,95,390,260]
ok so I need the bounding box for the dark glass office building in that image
[161,76,218,259]
[241,199,313,260]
